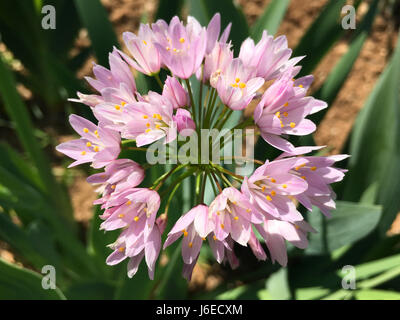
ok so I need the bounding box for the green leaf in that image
[306,201,382,254]
[266,268,291,300]
[355,289,400,300]
[74,0,119,66]
[342,32,400,234]
[0,258,65,300]
[0,55,74,225]
[293,0,347,76]
[187,0,249,54]
[64,281,116,300]
[250,0,290,39]
[295,287,331,300]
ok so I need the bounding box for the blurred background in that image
[0,0,399,300]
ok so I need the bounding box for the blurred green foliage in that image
[0,0,399,300]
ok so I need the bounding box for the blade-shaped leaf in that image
[250,0,290,40]
[342,32,400,234]
[306,201,382,254]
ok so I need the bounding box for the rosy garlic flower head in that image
[57,14,349,280]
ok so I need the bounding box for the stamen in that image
[271,190,276,196]
[301,176,306,180]
[289,122,296,128]
[143,115,148,119]
[246,208,251,213]
[145,129,151,133]
[86,142,92,147]
[134,216,139,222]
[299,84,303,88]
[270,178,276,183]
[155,124,161,129]
[282,184,287,189]
[93,146,100,152]
[182,229,188,237]
[275,111,281,118]
[213,235,217,241]
[118,247,125,252]
[111,185,116,189]
[220,224,225,229]
[235,77,240,83]
[239,82,246,89]
[266,195,272,201]
[81,151,86,155]
[166,46,170,51]
[126,200,132,205]
[118,214,125,218]
[310,166,317,171]
[283,112,288,117]
[179,37,185,43]
[261,186,266,193]
[83,128,89,133]
[143,40,147,45]
[121,101,126,106]
[146,123,151,128]
[115,105,121,110]
[188,242,193,248]
[283,102,289,107]
[202,237,206,241]
[234,216,239,221]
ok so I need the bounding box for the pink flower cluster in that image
[57,14,348,280]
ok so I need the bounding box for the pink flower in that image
[241,157,308,222]
[120,23,162,76]
[203,42,234,85]
[289,154,349,217]
[173,108,196,136]
[255,219,316,266]
[216,58,264,110]
[106,216,165,279]
[254,69,327,152]
[239,31,302,81]
[164,205,211,264]
[55,115,120,169]
[87,159,145,206]
[153,16,207,79]
[205,13,232,54]
[85,49,137,97]
[162,76,190,109]
[209,187,264,245]
[122,91,177,147]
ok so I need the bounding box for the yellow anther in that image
[283,102,289,107]
[188,242,193,248]
[271,178,276,183]
[283,112,288,117]
[213,235,217,241]
[266,195,272,201]
[94,130,98,135]
[301,176,306,180]
[299,84,304,88]
[155,124,161,129]
[86,142,92,147]
[179,37,185,43]
[232,201,237,205]
[145,128,151,133]
[289,122,296,128]
[146,123,151,128]
[295,225,300,230]
[220,224,225,229]
[234,216,239,221]
[126,200,132,205]
[81,151,86,155]
[143,115,148,119]
[275,111,281,118]
[111,185,116,189]
[118,247,125,252]
[166,46,170,51]
[134,216,139,222]
[216,211,220,216]
[282,184,288,189]
[280,121,284,128]
[121,101,126,106]
[239,82,246,89]
[83,128,89,133]
[235,77,240,83]
[118,214,125,218]
[173,48,177,52]
[115,105,121,110]
[310,166,317,171]
[231,83,238,88]
[202,237,206,241]
[261,186,266,193]
[271,190,276,196]
[246,208,251,213]
[143,40,147,45]
[93,146,100,152]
